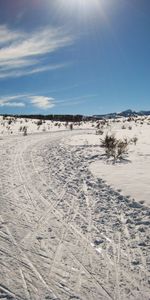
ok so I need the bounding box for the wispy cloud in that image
[0,63,69,79]
[1,102,25,107]
[0,25,22,45]
[0,94,56,109]
[0,93,95,110]
[0,25,74,79]
[0,95,26,107]
[56,94,97,106]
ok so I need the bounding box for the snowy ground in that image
[0,116,92,136]
[67,119,150,206]
[0,116,150,299]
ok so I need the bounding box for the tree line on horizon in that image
[1,114,93,122]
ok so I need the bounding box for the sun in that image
[58,0,102,16]
[66,0,99,8]
[51,0,109,28]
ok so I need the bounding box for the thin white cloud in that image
[0,63,69,79]
[0,25,22,45]
[29,96,55,109]
[0,95,27,107]
[0,25,73,79]
[1,102,25,107]
[0,93,93,110]
[0,94,56,109]
[56,94,97,106]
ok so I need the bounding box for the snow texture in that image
[0,116,150,299]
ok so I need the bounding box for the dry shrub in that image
[23,126,27,136]
[117,140,128,159]
[69,123,73,130]
[8,119,12,125]
[96,129,103,135]
[130,136,138,145]
[101,134,129,162]
[36,120,42,126]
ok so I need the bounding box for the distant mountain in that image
[136,110,150,116]
[93,109,150,119]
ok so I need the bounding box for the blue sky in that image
[0,0,150,115]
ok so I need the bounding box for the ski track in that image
[0,131,150,300]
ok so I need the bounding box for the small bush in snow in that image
[36,120,42,126]
[101,134,116,149]
[116,140,128,160]
[131,136,138,145]
[69,123,73,130]
[96,129,103,135]
[23,126,27,136]
[8,119,12,125]
[101,134,129,162]
[96,122,101,129]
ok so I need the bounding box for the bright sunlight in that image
[58,0,102,15]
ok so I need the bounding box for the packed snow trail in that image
[0,131,149,300]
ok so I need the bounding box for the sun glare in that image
[58,0,102,16]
